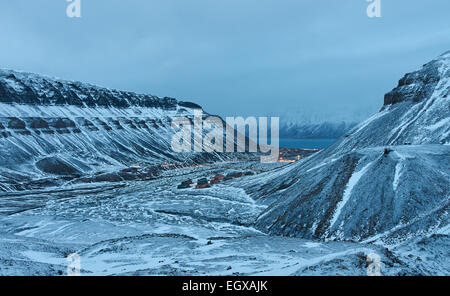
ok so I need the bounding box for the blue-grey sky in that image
[1,0,450,122]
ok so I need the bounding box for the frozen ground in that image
[0,161,445,276]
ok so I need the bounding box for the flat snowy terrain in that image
[0,161,446,276]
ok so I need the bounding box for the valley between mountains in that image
[0,52,449,276]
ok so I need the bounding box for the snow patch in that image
[328,160,375,231]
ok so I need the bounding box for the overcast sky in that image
[1,0,450,122]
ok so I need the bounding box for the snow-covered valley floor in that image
[0,161,447,276]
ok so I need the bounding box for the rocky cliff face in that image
[0,70,244,192]
[0,69,181,109]
[249,52,450,244]
[383,52,448,106]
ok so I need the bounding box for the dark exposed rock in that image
[384,57,442,106]
[0,82,13,103]
[109,119,124,129]
[42,129,54,135]
[77,118,99,131]
[15,130,32,135]
[178,101,202,109]
[94,119,112,131]
[124,119,137,129]
[36,157,81,176]
[383,148,393,156]
[56,129,71,134]
[118,172,139,181]
[93,173,123,183]
[8,117,26,129]
[134,119,149,129]
[28,118,49,129]
[51,118,76,129]
[0,69,180,109]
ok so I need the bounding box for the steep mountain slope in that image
[0,70,244,191]
[252,51,450,244]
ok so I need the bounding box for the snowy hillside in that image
[252,51,450,244]
[0,70,246,192]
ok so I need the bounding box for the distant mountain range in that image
[279,120,359,139]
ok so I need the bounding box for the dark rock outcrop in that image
[384,52,447,105]
[36,157,81,176]
[0,69,199,110]
[8,117,26,129]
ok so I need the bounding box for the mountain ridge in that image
[0,68,202,110]
[0,69,248,192]
[248,51,450,244]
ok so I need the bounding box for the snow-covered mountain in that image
[279,120,358,139]
[0,56,448,276]
[0,70,245,191]
[250,51,450,244]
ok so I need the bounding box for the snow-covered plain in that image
[0,161,446,276]
[0,161,407,275]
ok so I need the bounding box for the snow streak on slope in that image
[328,159,375,232]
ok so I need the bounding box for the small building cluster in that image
[120,166,141,173]
[177,179,193,189]
[177,171,255,190]
[278,148,321,163]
